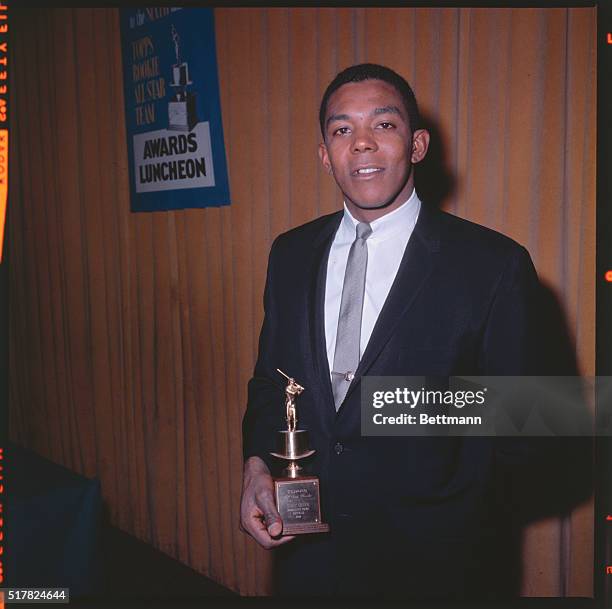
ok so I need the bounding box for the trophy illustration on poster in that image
[168,24,198,131]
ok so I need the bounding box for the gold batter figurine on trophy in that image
[283,373,303,432]
[270,369,330,535]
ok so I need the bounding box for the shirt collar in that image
[340,189,421,243]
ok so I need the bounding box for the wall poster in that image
[120,7,230,211]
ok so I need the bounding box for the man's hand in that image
[240,456,295,549]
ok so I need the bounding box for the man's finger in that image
[264,510,283,537]
[256,489,282,534]
[256,531,296,549]
[245,516,296,548]
[272,534,296,546]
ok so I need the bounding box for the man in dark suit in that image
[240,63,539,599]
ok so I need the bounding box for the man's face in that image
[319,79,429,222]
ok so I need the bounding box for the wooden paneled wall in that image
[9,7,595,597]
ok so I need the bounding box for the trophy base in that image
[282,522,331,535]
[274,475,330,536]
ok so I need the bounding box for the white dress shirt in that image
[324,189,421,376]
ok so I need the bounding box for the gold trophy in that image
[270,369,330,535]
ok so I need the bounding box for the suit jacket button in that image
[334,442,343,455]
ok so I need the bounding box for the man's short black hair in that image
[319,63,421,139]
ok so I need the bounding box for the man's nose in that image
[352,128,377,153]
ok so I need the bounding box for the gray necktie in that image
[331,221,373,410]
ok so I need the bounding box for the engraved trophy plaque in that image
[168,24,198,131]
[270,369,330,535]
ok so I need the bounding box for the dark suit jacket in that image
[242,202,540,599]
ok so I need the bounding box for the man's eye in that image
[333,126,351,136]
[377,122,395,129]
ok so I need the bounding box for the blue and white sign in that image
[120,7,230,211]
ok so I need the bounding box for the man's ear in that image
[319,142,333,174]
[411,129,430,164]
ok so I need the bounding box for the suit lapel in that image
[306,213,343,417]
[340,202,442,408]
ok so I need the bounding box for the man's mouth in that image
[352,166,385,177]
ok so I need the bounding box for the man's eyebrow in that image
[325,113,350,129]
[373,105,403,117]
